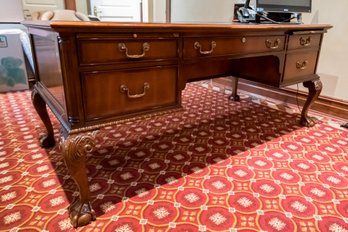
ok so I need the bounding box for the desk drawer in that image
[78,38,178,65]
[183,36,285,58]
[283,51,318,83]
[287,34,321,50]
[82,66,177,120]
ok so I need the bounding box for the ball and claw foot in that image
[300,116,316,127]
[69,201,96,228]
[229,94,240,101]
[40,134,55,148]
[341,123,348,129]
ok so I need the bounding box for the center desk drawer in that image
[183,36,285,58]
[78,38,178,65]
[82,66,177,120]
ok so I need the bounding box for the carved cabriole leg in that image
[229,76,240,101]
[31,87,55,148]
[300,79,323,127]
[61,131,98,228]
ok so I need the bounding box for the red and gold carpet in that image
[0,83,347,231]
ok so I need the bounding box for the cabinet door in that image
[90,0,142,22]
[22,0,65,20]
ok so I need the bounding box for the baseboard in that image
[212,77,348,120]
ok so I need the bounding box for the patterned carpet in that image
[0,82,347,231]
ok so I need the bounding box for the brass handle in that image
[265,39,281,49]
[299,36,311,46]
[296,60,308,70]
[194,41,216,55]
[120,82,150,99]
[118,42,150,59]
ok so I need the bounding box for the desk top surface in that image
[22,21,332,33]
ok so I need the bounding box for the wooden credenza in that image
[23,21,331,227]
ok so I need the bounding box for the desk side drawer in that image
[82,66,177,120]
[283,51,318,83]
[287,34,321,50]
[183,36,285,58]
[78,38,178,65]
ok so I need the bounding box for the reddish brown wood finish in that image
[23,21,331,227]
[78,36,178,65]
[283,51,319,83]
[82,66,177,120]
[183,35,285,58]
[64,0,76,11]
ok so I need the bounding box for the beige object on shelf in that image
[32,9,90,21]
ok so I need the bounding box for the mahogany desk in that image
[23,21,331,227]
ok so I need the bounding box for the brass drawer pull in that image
[299,36,311,46]
[265,39,281,49]
[118,42,150,59]
[296,60,308,70]
[194,41,216,55]
[120,82,150,99]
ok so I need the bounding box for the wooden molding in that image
[65,0,76,11]
[166,0,171,22]
[86,0,91,15]
[213,77,348,120]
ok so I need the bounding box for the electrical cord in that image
[295,83,302,113]
[259,12,296,24]
[248,7,297,24]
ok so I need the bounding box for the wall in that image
[171,0,241,23]
[151,0,167,22]
[301,0,348,101]
[76,1,88,15]
[0,0,24,22]
[170,0,348,101]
